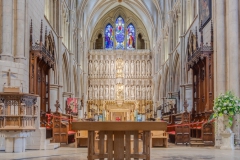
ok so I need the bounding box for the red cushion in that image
[167,131,176,135]
[68,131,76,135]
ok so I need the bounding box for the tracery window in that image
[105,24,114,49]
[115,17,125,49]
[127,24,135,49]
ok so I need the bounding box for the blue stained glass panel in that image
[105,24,113,49]
[127,24,135,49]
[115,17,125,49]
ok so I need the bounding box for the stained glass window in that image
[127,24,135,49]
[115,17,125,49]
[105,24,113,49]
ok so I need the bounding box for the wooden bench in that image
[151,131,168,147]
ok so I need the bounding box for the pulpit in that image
[72,121,167,160]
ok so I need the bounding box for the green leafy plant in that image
[213,91,240,127]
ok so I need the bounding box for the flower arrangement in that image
[213,91,240,127]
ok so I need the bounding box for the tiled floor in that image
[0,146,239,160]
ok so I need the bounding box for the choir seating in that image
[161,100,190,145]
[190,112,214,146]
[52,111,76,144]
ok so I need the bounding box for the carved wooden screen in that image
[187,25,214,119]
[29,20,55,125]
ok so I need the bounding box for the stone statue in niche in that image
[110,85,114,99]
[89,61,92,75]
[89,86,93,99]
[105,86,109,99]
[130,61,134,76]
[125,61,129,76]
[136,86,140,99]
[105,61,109,75]
[125,86,129,98]
[147,61,151,76]
[131,86,135,98]
[94,61,99,75]
[99,61,103,75]
[142,86,146,99]
[100,85,103,99]
[103,61,106,75]
[147,86,151,100]
[94,86,98,99]
[111,61,115,75]
[142,61,146,75]
[136,61,140,76]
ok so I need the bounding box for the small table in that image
[72,121,167,160]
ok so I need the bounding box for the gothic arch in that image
[102,17,115,29]
[113,8,127,22]
[92,29,104,42]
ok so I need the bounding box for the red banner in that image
[67,98,78,113]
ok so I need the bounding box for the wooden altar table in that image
[72,122,167,160]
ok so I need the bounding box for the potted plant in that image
[212,91,240,150]
[213,91,240,129]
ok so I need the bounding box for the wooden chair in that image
[151,131,168,147]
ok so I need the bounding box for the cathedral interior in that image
[0,0,240,159]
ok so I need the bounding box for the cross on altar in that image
[184,100,189,112]
[84,112,87,119]
[116,117,121,121]
[2,69,17,86]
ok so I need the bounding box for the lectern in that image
[72,121,167,160]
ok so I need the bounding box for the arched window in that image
[115,16,125,49]
[105,24,113,49]
[127,24,135,49]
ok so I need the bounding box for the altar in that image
[72,121,167,160]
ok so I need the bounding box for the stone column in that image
[161,37,166,65]
[1,0,13,61]
[168,16,173,94]
[179,0,185,110]
[15,0,26,63]
[216,0,226,95]
[228,0,239,96]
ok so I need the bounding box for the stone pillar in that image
[215,0,226,95]
[14,137,24,153]
[179,0,185,110]
[161,37,166,65]
[102,36,105,49]
[168,17,173,94]
[228,0,239,96]
[1,0,13,61]
[15,0,26,63]
[5,138,13,153]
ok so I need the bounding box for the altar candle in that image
[98,108,99,115]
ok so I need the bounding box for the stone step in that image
[46,143,60,150]
[190,138,202,141]
[190,142,205,147]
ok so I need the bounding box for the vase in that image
[220,114,235,150]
